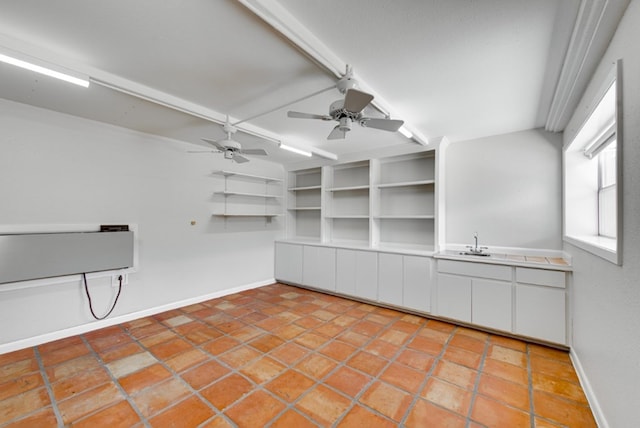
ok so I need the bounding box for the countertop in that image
[434,250,572,271]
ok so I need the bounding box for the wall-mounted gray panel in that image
[0,231,134,284]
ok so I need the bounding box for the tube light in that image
[398,125,413,139]
[279,143,312,157]
[0,52,90,88]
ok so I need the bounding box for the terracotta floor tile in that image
[271,409,317,428]
[408,335,446,355]
[295,332,331,350]
[337,404,396,428]
[530,355,579,384]
[181,359,229,391]
[365,313,394,326]
[200,416,234,428]
[138,329,176,348]
[532,372,588,404]
[488,344,527,368]
[482,358,529,385]
[131,377,191,418]
[320,340,357,362]
[296,354,338,380]
[351,320,385,337]
[378,328,411,346]
[421,377,473,416]
[148,337,193,360]
[99,342,145,364]
[38,336,84,354]
[0,349,35,369]
[380,362,425,394]
[58,383,123,424]
[149,395,214,428]
[272,323,306,340]
[219,346,261,369]
[347,351,388,377]
[416,326,451,344]
[360,381,412,422]
[227,325,262,342]
[202,336,241,356]
[2,407,58,428]
[201,373,254,411]
[314,322,348,337]
[396,349,435,372]
[165,348,208,373]
[87,331,133,353]
[118,363,173,395]
[51,366,111,401]
[529,344,572,363]
[443,346,482,370]
[227,390,286,426]
[266,369,315,402]
[0,372,44,401]
[456,326,489,341]
[478,373,530,411]
[275,310,302,323]
[405,398,466,428]
[433,360,478,390]
[255,316,287,332]
[425,319,457,333]
[534,416,565,427]
[297,384,351,425]
[295,316,324,329]
[249,334,285,353]
[325,366,371,398]
[0,387,50,424]
[240,356,286,384]
[39,342,91,367]
[72,400,140,428]
[533,390,597,427]
[106,351,158,378]
[449,333,486,354]
[471,395,531,427]
[391,319,424,334]
[127,321,168,341]
[489,334,528,352]
[45,355,101,382]
[365,338,401,359]
[269,342,310,365]
[163,314,193,328]
[332,314,359,327]
[312,309,338,321]
[337,330,370,347]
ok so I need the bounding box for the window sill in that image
[564,235,620,265]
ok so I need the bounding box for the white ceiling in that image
[0,0,584,166]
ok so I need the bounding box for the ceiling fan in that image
[190,118,268,163]
[287,66,404,140]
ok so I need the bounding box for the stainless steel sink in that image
[459,251,491,257]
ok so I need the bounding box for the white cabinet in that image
[378,253,404,306]
[436,274,472,322]
[302,246,336,292]
[472,278,512,331]
[515,268,566,344]
[378,253,432,311]
[274,242,303,284]
[336,249,378,301]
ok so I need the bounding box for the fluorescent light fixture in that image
[279,143,312,157]
[0,51,90,88]
[398,125,413,139]
[311,147,338,161]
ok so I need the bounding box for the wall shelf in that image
[214,191,282,199]
[215,170,283,182]
[327,185,370,192]
[376,179,435,189]
[288,185,322,191]
[213,169,283,218]
[374,215,435,219]
[213,213,282,217]
[288,207,321,211]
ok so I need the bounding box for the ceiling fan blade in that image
[344,89,374,113]
[328,125,346,140]
[187,150,221,153]
[288,111,332,120]
[233,154,250,163]
[361,118,404,132]
[201,137,225,151]
[240,148,268,156]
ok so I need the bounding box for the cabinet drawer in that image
[516,268,565,288]
[438,260,511,281]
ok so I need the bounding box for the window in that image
[564,61,622,265]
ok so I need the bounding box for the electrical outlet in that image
[111,273,128,287]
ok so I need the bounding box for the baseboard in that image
[570,348,608,428]
[0,278,274,355]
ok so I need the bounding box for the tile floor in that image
[0,283,595,427]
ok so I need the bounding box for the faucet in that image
[467,232,488,254]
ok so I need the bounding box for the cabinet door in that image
[404,256,431,312]
[274,243,303,284]
[515,284,566,344]
[303,246,336,291]
[472,279,512,331]
[436,274,471,322]
[378,253,403,306]
[336,249,357,296]
[355,251,378,301]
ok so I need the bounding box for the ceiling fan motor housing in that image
[329,99,362,122]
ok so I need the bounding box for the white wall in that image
[563,2,640,426]
[444,129,562,250]
[0,99,284,349]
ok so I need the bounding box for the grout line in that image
[465,332,490,427]
[33,347,65,427]
[527,343,536,428]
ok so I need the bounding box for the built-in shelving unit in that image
[212,170,283,218]
[284,149,439,253]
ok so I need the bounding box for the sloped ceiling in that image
[0,0,585,165]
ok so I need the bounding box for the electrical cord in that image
[82,273,123,320]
